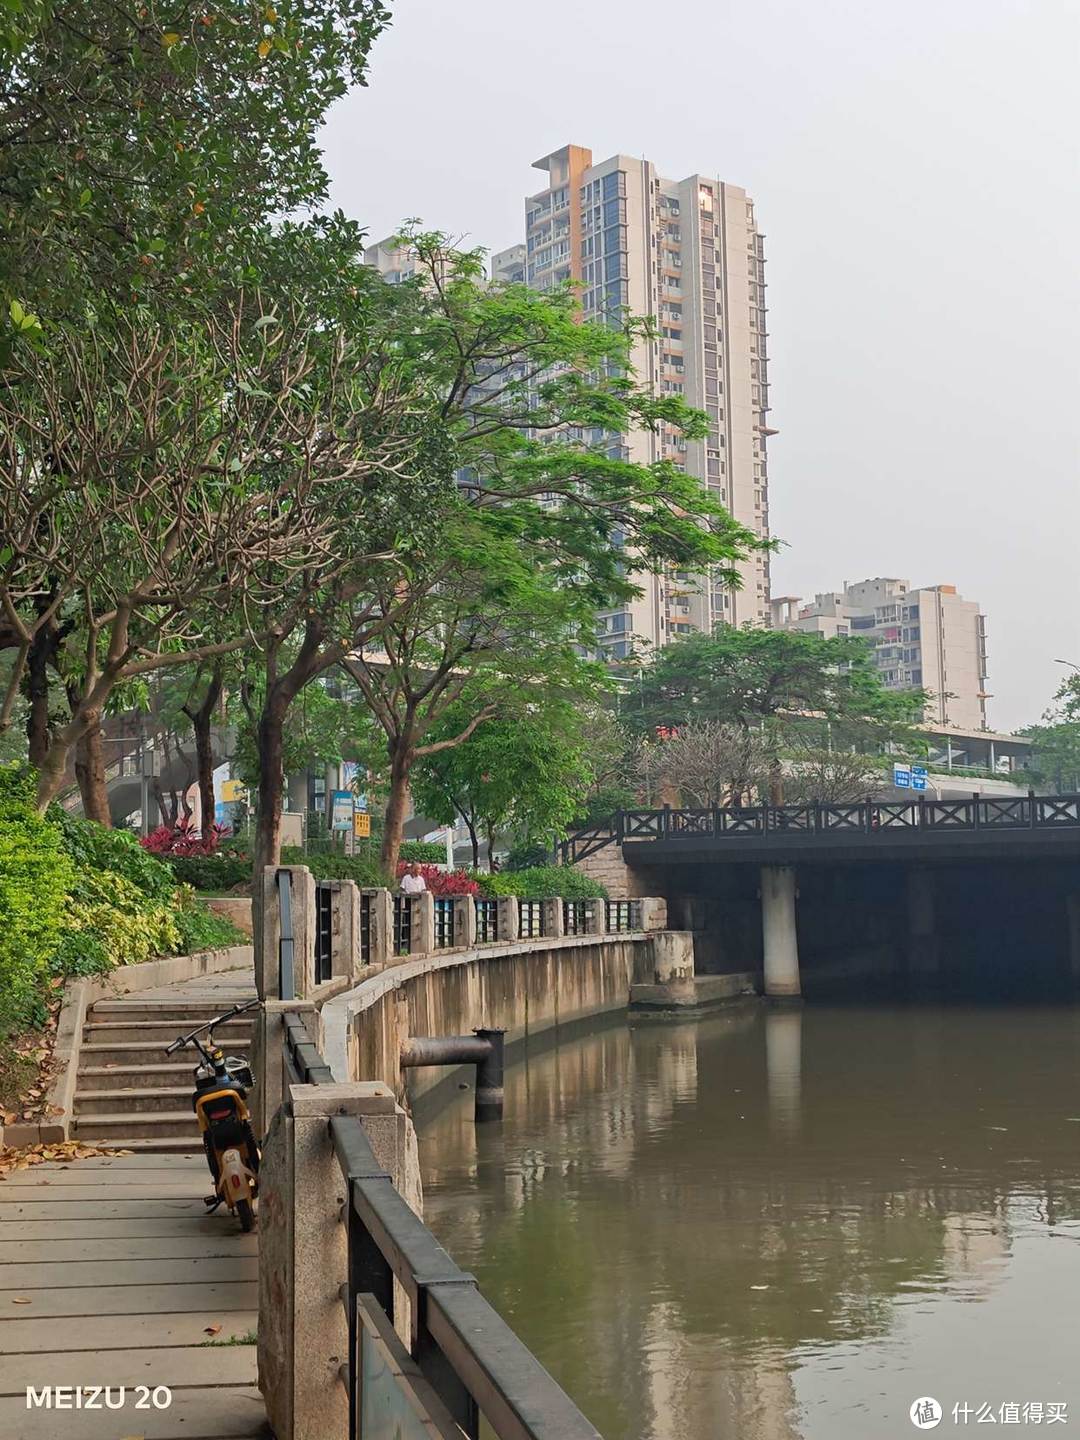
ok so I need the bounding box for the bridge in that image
[563,794,1080,1001]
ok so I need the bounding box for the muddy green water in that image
[417,1004,1080,1440]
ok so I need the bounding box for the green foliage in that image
[504,841,555,871]
[0,765,74,1033]
[166,855,252,893]
[280,846,387,889]
[400,841,447,864]
[1020,675,1080,794]
[576,784,637,827]
[411,690,601,857]
[0,768,250,1034]
[60,868,180,971]
[51,810,177,901]
[627,627,927,740]
[172,893,247,955]
[478,866,606,900]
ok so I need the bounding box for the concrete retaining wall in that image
[337,934,655,1104]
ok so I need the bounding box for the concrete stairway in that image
[72,988,255,1154]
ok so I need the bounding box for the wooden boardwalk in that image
[1,965,270,1438]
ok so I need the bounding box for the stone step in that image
[74,1087,194,1116]
[78,1136,214,1156]
[73,1111,206,1141]
[83,1018,253,1046]
[76,1063,196,1091]
[79,1039,250,1067]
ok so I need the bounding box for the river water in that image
[417,1004,1080,1440]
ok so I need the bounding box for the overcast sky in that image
[321,0,1079,732]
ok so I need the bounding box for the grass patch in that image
[200,1328,258,1346]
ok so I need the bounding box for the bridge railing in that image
[617,793,1080,842]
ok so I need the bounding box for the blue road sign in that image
[893,764,912,788]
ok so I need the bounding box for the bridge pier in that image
[1067,895,1080,982]
[761,865,801,997]
[907,868,940,979]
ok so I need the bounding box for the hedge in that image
[0,764,247,1037]
[477,865,606,900]
[166,854,252,892]
[0,767,75,1032]
[399,840,447,864]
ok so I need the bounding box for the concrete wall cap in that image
[290,1081,397,1116]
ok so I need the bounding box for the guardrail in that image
[284,1023,600,1439]
[615,794,1080,843]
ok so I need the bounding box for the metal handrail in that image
[330,1112,601,1440]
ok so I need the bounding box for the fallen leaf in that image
[11,1297,31,1305]
[203,1324,222,1336]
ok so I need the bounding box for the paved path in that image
[1,962,269,1438]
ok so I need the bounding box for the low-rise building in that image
[772,577,989,731]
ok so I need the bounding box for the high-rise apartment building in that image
[522,144,774,657]
[772,578,990,730]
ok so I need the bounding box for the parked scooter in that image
[165,999,261,1231]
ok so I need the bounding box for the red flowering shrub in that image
[395,862,480,897]
[140,818,232,857]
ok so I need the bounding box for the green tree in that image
[411,692,597,868]
[626,627,925,801]
[334,232,766,873]
[1021,675,1080,794]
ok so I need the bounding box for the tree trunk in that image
[459,808,480,870]
[380,744,413,879]
[26,627,53,769]
[74,717,111,826]
[185,667,223,836]
[253,695,289,878]
[152,777,172,826]
[34,738,73,813]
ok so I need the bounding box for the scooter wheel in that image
[236,1199,256,1233]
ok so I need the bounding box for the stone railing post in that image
[364,887,393,966]
[258,1081,421,1440]
[250,998,317,1139]
[638,897,668,931]
[542,897,564,939]
[411,892,435,955]
[583,898,604,935]
[454,894,477,949]
[334,879,361,981]
[258,864,316,1000]
[496,895,519,943]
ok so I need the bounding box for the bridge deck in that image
[0,1150,264,1439]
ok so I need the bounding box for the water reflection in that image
[417,1005,1080,1440]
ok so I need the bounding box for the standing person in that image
[400,862,427,895]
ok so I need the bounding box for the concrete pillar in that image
[766,1007,802,1136]
[363,888,393,966]
[761,865,801,998]
[639,897,668,931]
[542,897,564,939]
[257,1081,421,1440]
[250,998,316,1139]
[332,880,361,982]
[907,867,939,978]
[258,865,316,1000]
[1067,895,1080,983]
[496,895,519,943]
[629,930,699,1007]
[410,892,434,955]
[453,895,477,949]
